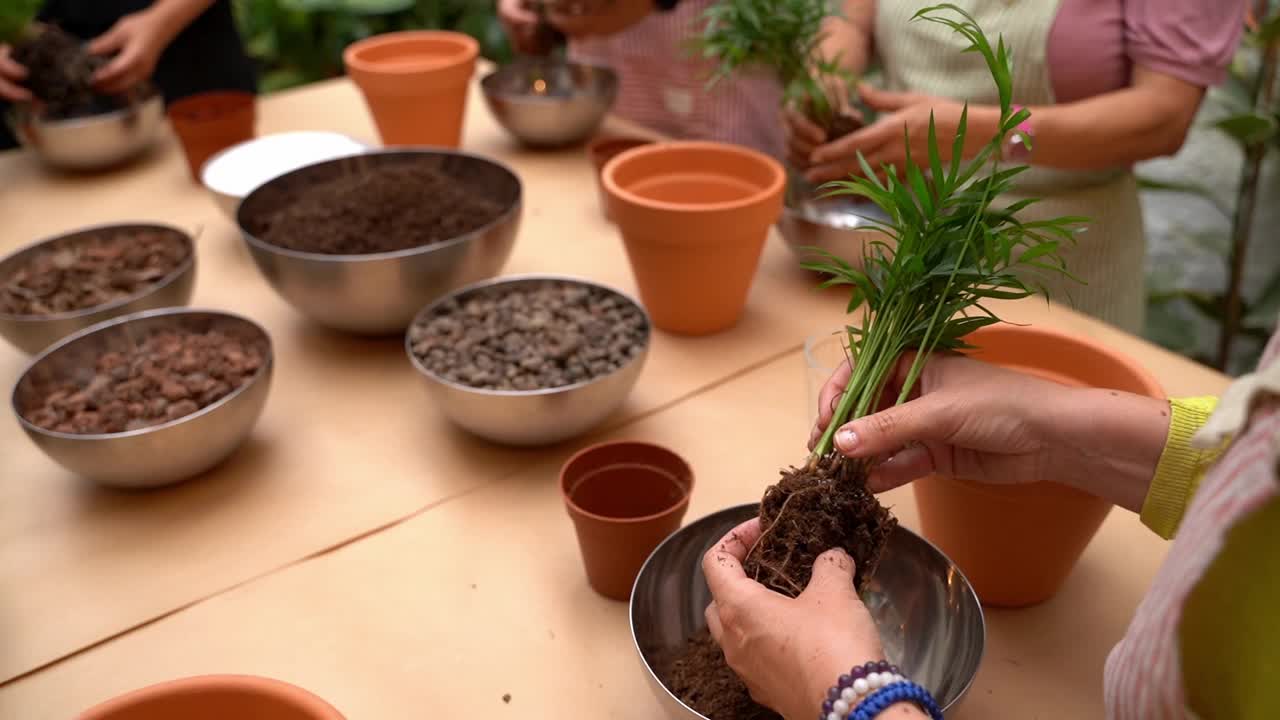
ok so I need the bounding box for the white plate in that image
[201,131,369,218]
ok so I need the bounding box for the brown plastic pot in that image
[913,323,1165,608]
[562,441,694,600]
[586,135,653,222]
[343,31,479,147]
[77,675,345,719]
[167,91,256,181]
[603,141,785,335]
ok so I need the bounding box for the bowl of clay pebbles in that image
[5,24,166,171]
[0,223,196,354]
[481,57,618,148]
[236,149,522,335]
[11,307,273,489]
[406,274,650,446]
[631,503,986,720]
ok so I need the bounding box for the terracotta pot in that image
[77,675,344,719]
[166,91,256,181]
[561,441,694,600]
[913,323,1165,608]
[586,135,653,222]
[343,31,479,147]
[603,141,785,335]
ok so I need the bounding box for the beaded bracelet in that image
[848,680,943,720]
[818,661,906,720]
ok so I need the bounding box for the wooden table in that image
[0,74,1228,719]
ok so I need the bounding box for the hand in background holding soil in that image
[87,7,183,95]
[702,518,922,720]
[0,44,32,102]
[811,352,1172,514]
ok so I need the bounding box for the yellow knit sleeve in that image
[1140,397,1224,539]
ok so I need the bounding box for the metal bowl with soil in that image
[237,149,522,335]
[0,223,196,354]
[631,503,985,720]
[406,274,650,446]
[11,308,273,489]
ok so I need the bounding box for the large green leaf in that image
[1213,113,1278,146]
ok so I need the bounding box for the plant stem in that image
[1218,5,1278,370]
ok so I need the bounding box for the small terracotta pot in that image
[166,91,257,181]
[77,675,345,719]
[603,141,785,335]
[586,135,653,222]
[913,323,1165,608]
[561,441,694,600]
[344,31,479,147]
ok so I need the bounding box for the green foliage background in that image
[231,0,511,93]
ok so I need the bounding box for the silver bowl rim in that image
[6,87,163,130]
[0,222,197,324]
[479,58,619,101]
[629,501,987,716]
[405,272,652,399]
[11,306,274,443]
[236,148,523,263]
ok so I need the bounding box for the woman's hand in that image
[803,85,979,184]
[0,44,32,102]
[499,0,652,53]
[497,0,543,54]
[88,10,174,94]
[809,352,1171,512]
[702,518,886,720]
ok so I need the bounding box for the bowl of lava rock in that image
[11,308,273,489]
[0,223,196,354]
[406,274,650,446]
[6,24,166,171]
[236,149,522,335]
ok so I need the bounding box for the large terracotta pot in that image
[913,324,1165,608]
[603,141,785,335]
[343,31,478,147]
[77,675,345,719]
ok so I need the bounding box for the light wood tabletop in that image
[0,72,1229,719]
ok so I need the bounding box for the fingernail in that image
[835,428,857,452]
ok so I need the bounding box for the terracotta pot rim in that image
[964,323,1165,399]
[560,441,695,525]
[165,91,256,123]
[602,140,786,214]
[343,30,479,76]
[77,674,344,719]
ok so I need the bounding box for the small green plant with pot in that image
[697,0,858,138]
[741,3,1086,597]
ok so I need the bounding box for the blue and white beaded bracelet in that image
[818,661,943,720]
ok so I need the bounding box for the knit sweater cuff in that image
[1141,396,1222,539]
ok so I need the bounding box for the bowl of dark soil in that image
[237,149,522,335]
[12,308,273,489]
[481,58,618,148]
[0,223,196,354]
[78,674,344,719]
[632,503,985,720]
[6,24,166,171]
[406,275,650,446]
[777,192,893,270]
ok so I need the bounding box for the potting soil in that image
[11,25,123,120]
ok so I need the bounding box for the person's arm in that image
[820,0,875,78]
[89,0,217,94]
[803,65,1206,182]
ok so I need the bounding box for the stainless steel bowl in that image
[0,223,197,355]
[11,308,273,489]
[406,274,650,446]
[481,59,618,148]
[777,193,894,269]
[8,92,165,171]
[236,150,522,335]
[632,503,985,718]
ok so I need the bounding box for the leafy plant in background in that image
[0,0,42,43]
[232,0,510,93]
[1142,0,1279,373]
[698,0,856,137]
